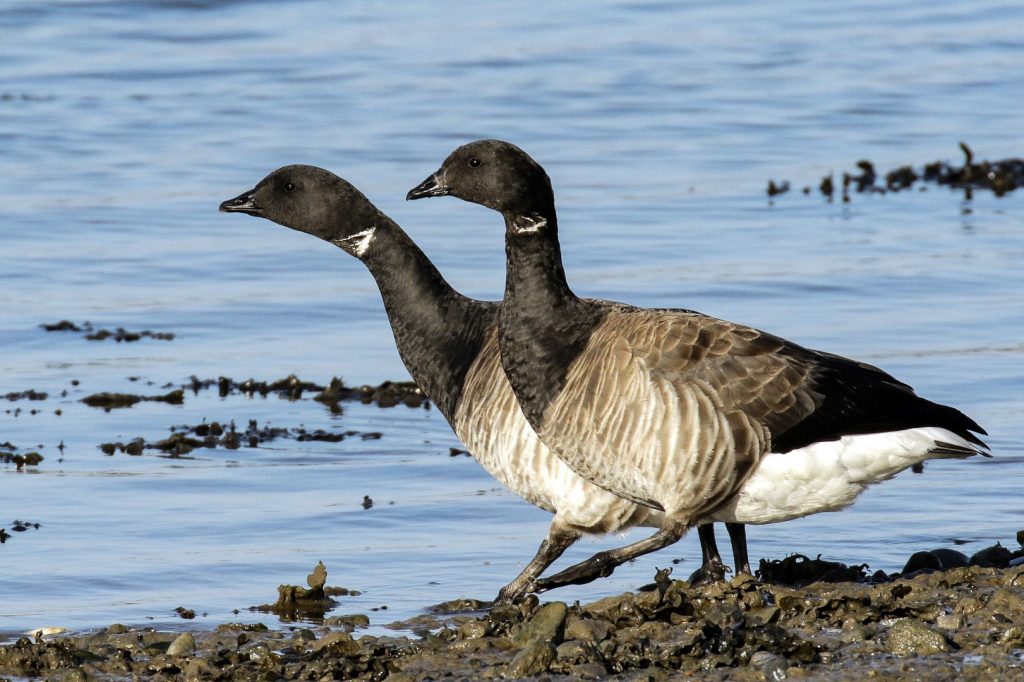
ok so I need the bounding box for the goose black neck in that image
[359,220,494,421]
[503,213,576,307]
[498,211,606,429]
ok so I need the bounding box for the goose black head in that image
[406,140,554,224]
[220,164,384,257]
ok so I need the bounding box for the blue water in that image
[2,0,1022,639]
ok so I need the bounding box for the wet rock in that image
[902,548,970,574]
[4,390,47,401]
[1,520,41,544]
[887,618,951,655]
[970,543,1014,568]
[554,638,592,663]
[81,389,183,410]
[513,601,567,647]
[254,562,343,620]
[819,173,834,200]
[184,657,221,679]
[998,624,1024,646]
[569,661,609,679]
[2,451,44,470]
[758,553,870,586]
[886,164,918,190]
[428,597,490,614]
[985,586,1024,616]
[41,320,84,332]
[166,632,195,656]
[324,613,370,631]
[457,619,490,640]
[564,617,612,643]
[505,640,555,678]
[751,650,789,680]
[745,605,780,627]
[60,668,89,682]
[311,631,360,656]
[839,623,871,644]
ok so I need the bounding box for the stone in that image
[987,586,1024,615]
[165,632,195,656]
[751,651,789,680]
[311,630,360,656]
[887,618,950,655]
[571,661,611,679]
[513,601,567,647]
[505,641,555,678]
[564,617,611,643]
[458,619,489,640]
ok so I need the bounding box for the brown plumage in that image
[222,164,746,603]
[409,140,989,591]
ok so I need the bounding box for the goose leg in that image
[495,522,581,604]
[726,522,751,575]
[529,523,687,593]
[689,523,729,585]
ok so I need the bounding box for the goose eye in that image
[284,182,296,192]
[468,158,481,168]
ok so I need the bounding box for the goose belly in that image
[454,337,658,534]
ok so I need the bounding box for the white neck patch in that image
[333,226,376,257]
[512,214,547,234]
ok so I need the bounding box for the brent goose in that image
[407,140,990,591]
[219,164,745,600]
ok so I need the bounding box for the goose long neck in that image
[359,219,492,421]
[498,210,606,430]
[502,213,577,308]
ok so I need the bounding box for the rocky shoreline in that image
[3,535,1023,681]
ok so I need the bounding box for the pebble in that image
[458,619,489,640]
[839,623,871,643]
[751,651,789,680]
[311,631,359,656]
[166,632,195,656]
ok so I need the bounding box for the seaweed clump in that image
[40,320,175,341]
[771,142,1024,202]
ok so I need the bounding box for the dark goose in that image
[220,164,743,600]
[407,140,989,591]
